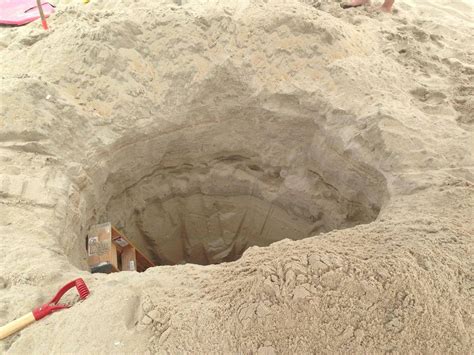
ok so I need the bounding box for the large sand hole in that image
[105,158,334,266]
[75,119,387,267]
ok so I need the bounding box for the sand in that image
[0,0,473,353]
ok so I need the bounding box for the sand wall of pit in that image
[59,100,388,268]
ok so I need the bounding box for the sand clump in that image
[0,0,473,353]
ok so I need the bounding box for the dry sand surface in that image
[0,0,473,353]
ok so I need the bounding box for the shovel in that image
[0,278,90,340]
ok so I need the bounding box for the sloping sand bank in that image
[0,0,472,353]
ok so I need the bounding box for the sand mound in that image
[0,0,472,353]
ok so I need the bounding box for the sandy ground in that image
[0,0,473,353]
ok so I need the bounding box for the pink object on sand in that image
[0,0,55,26]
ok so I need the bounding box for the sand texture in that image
[0,0,473,353]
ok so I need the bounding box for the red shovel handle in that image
[0,278,90,339]
[33,278,90,320]
[33,304,69,320]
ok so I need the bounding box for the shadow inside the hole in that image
[107,192,343,267]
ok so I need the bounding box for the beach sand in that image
[0,0,472,352]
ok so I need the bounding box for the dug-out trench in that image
[70,116,387,268]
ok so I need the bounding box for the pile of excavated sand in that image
[0,0,472,353]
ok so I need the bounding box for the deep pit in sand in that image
[104,156,344,266]
[79,126,387,267]
[33,5,393,268]
[105,164,382,265]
